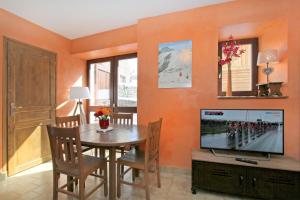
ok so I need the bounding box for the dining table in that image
[74,123,147,200]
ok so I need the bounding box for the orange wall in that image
[0,9,86,171]
[137,0,300,169]
[71,25,137,54]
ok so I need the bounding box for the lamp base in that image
[262,67,274,75]
[73,100,87,125]
[257,82,283,97]
[262,63,273,83]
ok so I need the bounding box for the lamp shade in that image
[257,49,279,66]
[70,87,90,100]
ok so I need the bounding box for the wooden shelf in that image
[217,96,288,99]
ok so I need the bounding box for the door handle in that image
[10,103,23,116]
[252,177,257,187]
[239,175,244,186]
[10,102,16,116]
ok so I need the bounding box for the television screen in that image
[200,109,284,154]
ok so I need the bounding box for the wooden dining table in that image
[77,123,147,200]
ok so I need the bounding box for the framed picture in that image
[158,40,192,88]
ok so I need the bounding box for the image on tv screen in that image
[200,109,284,154]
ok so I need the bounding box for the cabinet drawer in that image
[204,162,246,195]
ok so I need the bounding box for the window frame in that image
[87,53,137,121]
[218,38,258,96]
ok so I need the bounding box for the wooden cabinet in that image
[192,150,300,200]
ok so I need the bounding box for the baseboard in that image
[0,172,7,181]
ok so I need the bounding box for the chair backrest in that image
[56,115,80,127]
[47,125,82,174]
[145,118,162,164]
[111,113,133,125]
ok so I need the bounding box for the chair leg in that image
[117,161,121,198]
[94,148,99,174]
[132,168,136,182]
[104,165,108,197]
[79,178,85,200]
[53,172,58,200]
[100,148,105,175]
[156,158,161,188]
[121,149,125,173]
[144,169,150,200]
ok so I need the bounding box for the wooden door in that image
[6,39,56,176]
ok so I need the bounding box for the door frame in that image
[1,37,57,175]
[86,53,137,122]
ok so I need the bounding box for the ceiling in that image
[0,0,231,39]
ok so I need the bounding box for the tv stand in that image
[209,148,271,161]
[192,149,300,199]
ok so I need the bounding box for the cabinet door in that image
[246,168,275,199]
[272,170,300,200]
[204,163,246,195]
[247,168,300,200]
[192,161,205,188]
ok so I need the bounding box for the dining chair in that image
[56,115,81,127]
[116,118,162,200]
[47,125,108,200]
[56,115,92,153]
[97,113,134,159]
[111,113,134,153]
[111,113,134,172]
[111,113,133,125]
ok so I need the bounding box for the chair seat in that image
[82,155,107,176]
[118,149,145,169]
[116,144,132,152]
[62,145,92,154]
[81,146,93,152]
[58,155,106,177]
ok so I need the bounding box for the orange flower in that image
[94,107,111,120]
[102,107,111,116]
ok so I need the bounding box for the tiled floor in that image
[0,162,249,200]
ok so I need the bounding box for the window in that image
[218,38,258,96]
[87,53,137,123]
[117,58,137,107]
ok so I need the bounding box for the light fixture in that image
[70,87,90,125]
[257,49,279,83]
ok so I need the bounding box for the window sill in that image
[217,96,288,99]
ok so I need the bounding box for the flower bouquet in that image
[94,107,112,129]
[219,35,245,96]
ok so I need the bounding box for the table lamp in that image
[70,87,90,125]
[257,49,279,83]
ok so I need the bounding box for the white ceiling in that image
[0,0,231,39]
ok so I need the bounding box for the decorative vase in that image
[226,63,233,96]
[99,119,109,129]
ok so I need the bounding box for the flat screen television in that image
[200,109,284,155]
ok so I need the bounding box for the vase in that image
[226,63,232,96]
[99,119,109,129]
